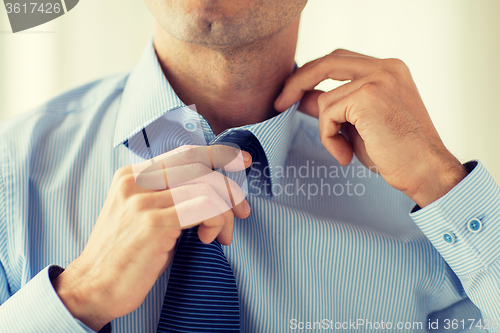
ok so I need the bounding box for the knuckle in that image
[360,82,378,97]
[113,166,131,180]
[385,58,409,74]
[373,70,398,87]
[317,92,329,110]
[164,227,182,243]
[116,174,137,197]
[130,194,149,212]
[330,48,347,55]
[144,211,161,226]
[372,70,392,81]
[163,210,182,235]
[319,134,331,147]
[359,82,379,99]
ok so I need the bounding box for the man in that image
[0,0,499,332]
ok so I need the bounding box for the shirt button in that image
[467,218,483,233]
[183,122,197,131]
[442,231,456,245]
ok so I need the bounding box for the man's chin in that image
[166,20,256,48]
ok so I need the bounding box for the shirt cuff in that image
[48,266,112,333]
[0,265,106,333]
[409,160,500,276]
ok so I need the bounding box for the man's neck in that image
[153,19,299,135]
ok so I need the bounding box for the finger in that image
[160,145,252,171]
[346,123,378,170]
[158,201,233,246]
[227,189,251,220]
[147,184,229,214]
[197,215,225,244]
[167,182,249,226]
[138,187,243,213]
[135,190,175,209]
[209,144,253,171]
[330,48,377,59]
[296,53,377,120]
[296,71,391,120]
[134,145,252,177]
[136,164,248,212]
[198,209,235,245]
[275,55,383,111]
[318,116,353,166]
[149,205,183,231]
[136,163,213,190]
[297,89,323,118]
[171,187,231,228]
[215,210,235,246]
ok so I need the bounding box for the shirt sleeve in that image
[0,265,108,333]
[0,151,109,332]
[410,160,500,325]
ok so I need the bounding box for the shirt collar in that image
[113,41,185,147]
[114,41,298,187]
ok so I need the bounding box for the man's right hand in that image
[52,145,252,331]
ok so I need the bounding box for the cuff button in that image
[467,218,483,233]
[442,231,456,245]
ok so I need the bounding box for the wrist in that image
[52,260,112,331]
[405,151,467,208]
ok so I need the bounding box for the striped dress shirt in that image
[0,41,499,333]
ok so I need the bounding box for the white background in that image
[1,0,499,181]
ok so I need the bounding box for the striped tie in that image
[157,226,240,332]
[157,129,269,332]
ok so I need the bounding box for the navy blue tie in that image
[212,130,271,196]
[157,130,269,333]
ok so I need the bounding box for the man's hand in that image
[275,49,467,208]
[52,145,252,331]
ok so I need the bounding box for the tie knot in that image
[213,130,261,162]
[213,130,271,196]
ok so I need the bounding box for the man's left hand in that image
[275,49,467,208]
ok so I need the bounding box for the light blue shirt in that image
[1,42,499,333]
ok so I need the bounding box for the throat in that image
[153,19,299,135]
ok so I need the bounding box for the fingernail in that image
[242,151,251,162]
[244,200,251,214]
